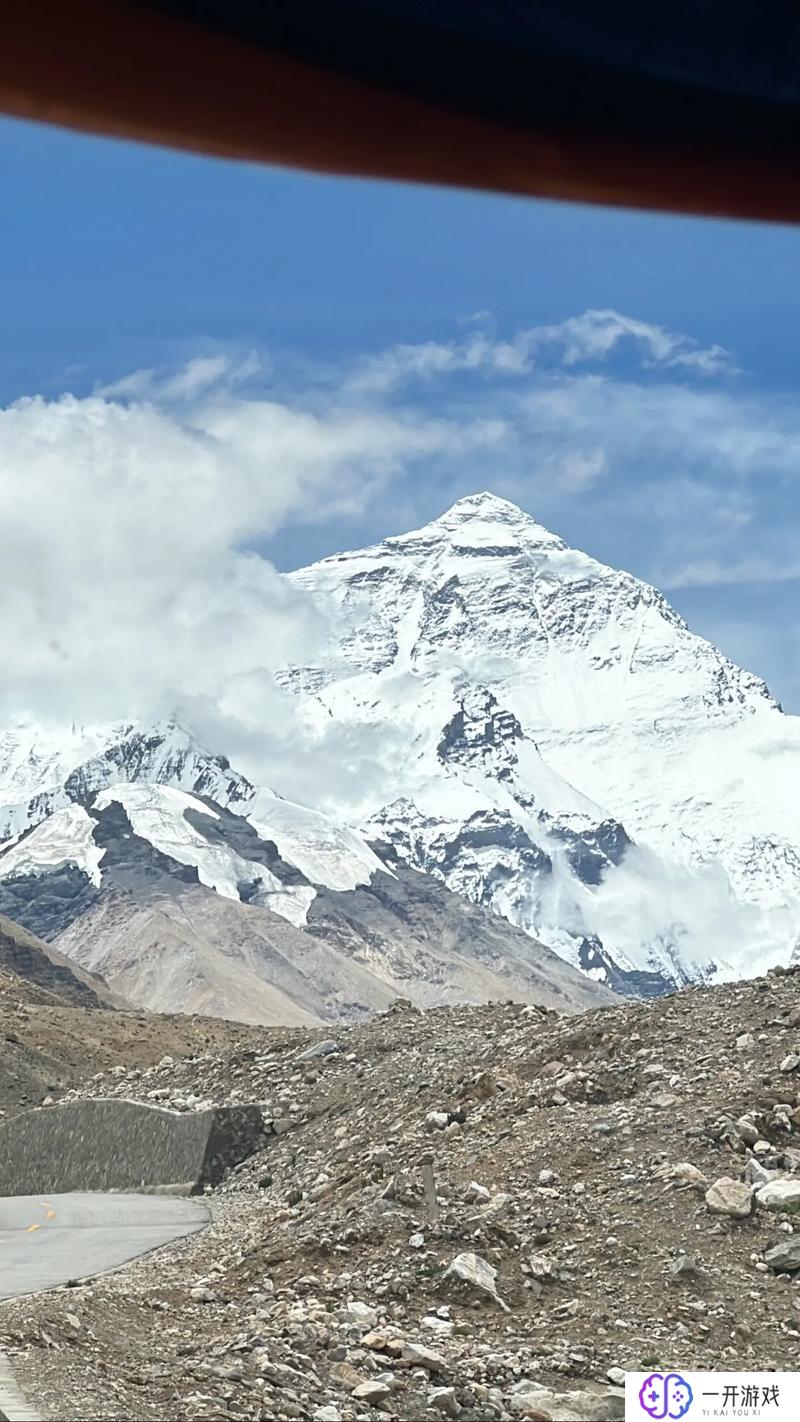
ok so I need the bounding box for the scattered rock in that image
[343,1301,380,1331]
[426,1111,450,1132]
[737,1117,761,1146]
[764,1237,800,1272]
[429,1385,461,1417]
[353,1380,392,1403]
[745,1159,775,1187]
[442,1251,508,1310]
[507,1381,624,1421]
[465,1181,492,1204]
[670,1162,708,1190]
[757,1178,800,1213]
[529,1254,557,1282]
[670,1251,699,1279]
[296,1040,340,1062]
[10,969,800,1421]
[402,1342,447,1372]
[705,1177,755,1218]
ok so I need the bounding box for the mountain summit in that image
[405,490,567,547]
[286,494,797,989]
[1,492,799,1009]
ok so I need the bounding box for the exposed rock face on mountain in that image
[0,731,613,1023]
[0,911,122,1010]
[0,962,263,1118]
[3,491,800,1005]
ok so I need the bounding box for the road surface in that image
[0,1191,209,1300]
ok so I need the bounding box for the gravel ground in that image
[4,973,800,1420]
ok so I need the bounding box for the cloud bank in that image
[2,306,798,759]
[0,376,499,728]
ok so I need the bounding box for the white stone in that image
[705,1177,754,1218]
[426,1111,449,1131]
[343,1300,379,1330]
[353,1381,392,1403]
[402,1342,447,1371]
[758,1178,800,1214]
[429,1386,461,1417]
[442,1251,508,1309]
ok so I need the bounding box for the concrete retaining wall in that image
[0,1098,265,1196]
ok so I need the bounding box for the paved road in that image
[0,1191,209,1301]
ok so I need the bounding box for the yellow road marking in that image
[44,1209,56,1220]
[26,1224,40,1233]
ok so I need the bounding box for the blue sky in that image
[3,115,800,716]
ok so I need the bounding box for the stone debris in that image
[669,1251,699,1279]
[745,1159,775,1187]
[5,969,800,1419]
[401,1342,447,1372]
[507,1381,624,1420]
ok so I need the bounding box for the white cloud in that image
[96,350,264,402]
[344,308,736,393]
[663,554,800,589]
[535,446,608,494]
[0,308,793,752]
[0,373,501,727]
[537,310,735,376]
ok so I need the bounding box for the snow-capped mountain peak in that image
[281,495,800,989]
[392,490,568,553]
[3,492,800,1006]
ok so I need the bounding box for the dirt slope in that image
[4,969,800,1419]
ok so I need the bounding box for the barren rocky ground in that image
[4,969,800,1420]
[0,967,264,1116]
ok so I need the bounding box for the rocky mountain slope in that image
[3,490,800,1004]
[0,726,611,1024]
[5,966,800,1420]
[0,912,124,1010]
[0,964,263,1118]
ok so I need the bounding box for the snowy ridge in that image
[0,720,387,931]
[0,718,612,1024]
